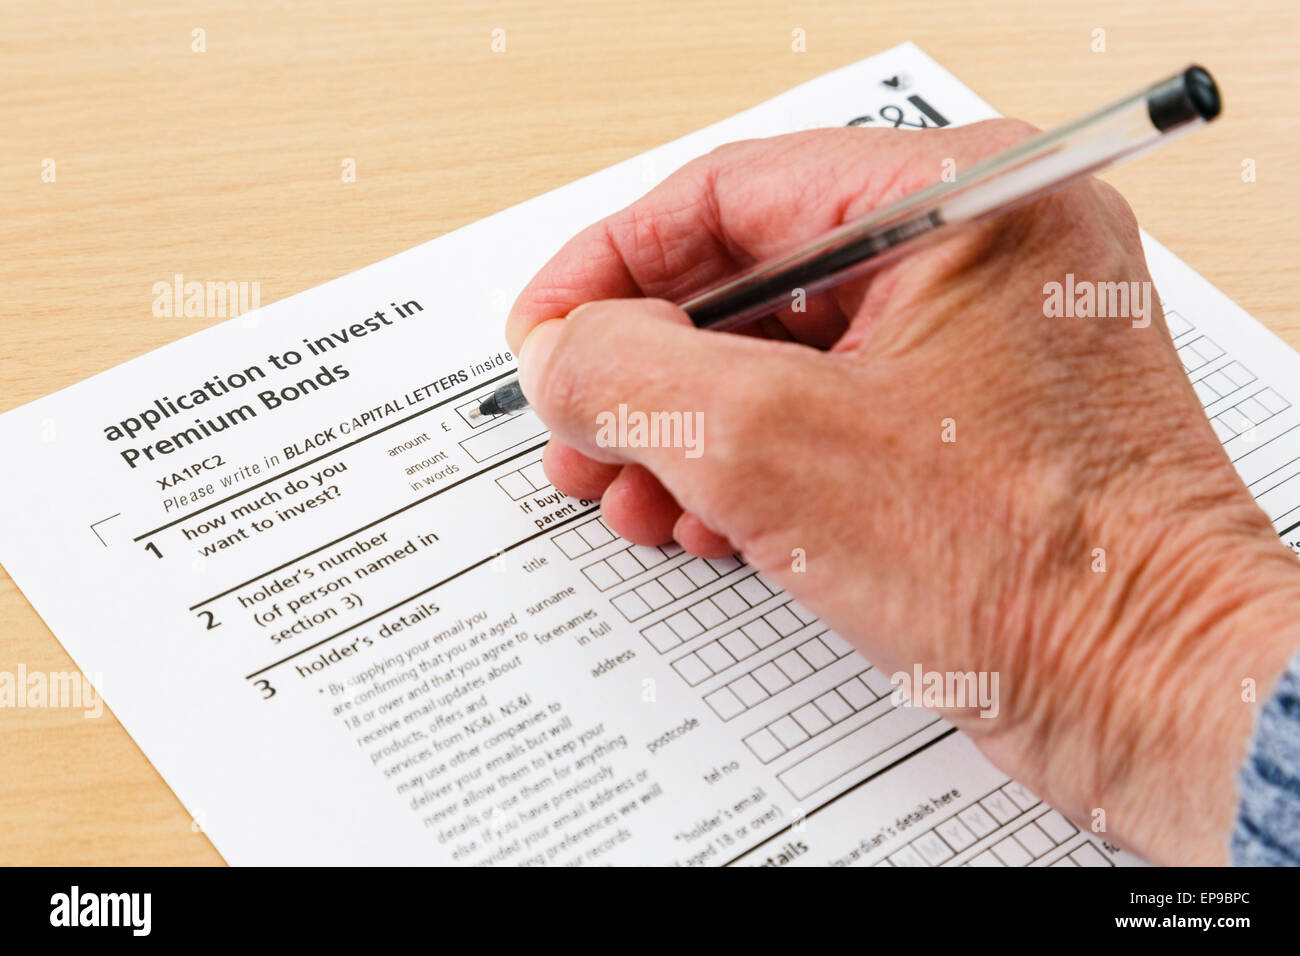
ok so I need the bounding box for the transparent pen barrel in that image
[680,67,1216,331]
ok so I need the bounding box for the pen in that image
[473,64,1220,420]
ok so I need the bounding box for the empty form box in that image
[670,598,822,686]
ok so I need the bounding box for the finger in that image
[507,131,872,352]
[673,512,736,558]
[544,436,694,548]
[518,298,827,539]
[507,120,1039,353]
[545,441,695,549]
[599,465,683,545]
[535,295,715,536]
[540,439,621,500]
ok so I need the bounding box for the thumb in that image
[517,298,839,542]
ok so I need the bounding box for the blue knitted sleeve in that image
[1232,651,1300,865]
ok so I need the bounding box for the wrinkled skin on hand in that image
[506,122,1300,864]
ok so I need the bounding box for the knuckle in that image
[564,300,611,326]
[701,137,757,167]
[638,298,689,324]
[708,360,793,461]
[1092,180,1142,238]
[531,320,601,425]
[979,117,1041,149]
[945,118,1040,167]
[531,343,581,425]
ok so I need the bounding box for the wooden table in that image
[2,1,1296,864]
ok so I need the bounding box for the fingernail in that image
[517,319,565,405]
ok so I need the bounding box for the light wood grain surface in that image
[2,1,1296,865]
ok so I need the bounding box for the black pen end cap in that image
[1183,65,1221,121]
[1148,65,1221,130]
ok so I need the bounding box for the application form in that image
[3,43,1296,866]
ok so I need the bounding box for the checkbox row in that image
[742,668,893,763]
[702,631,860,717]
[552,516,617,559]
[581,541,683,591]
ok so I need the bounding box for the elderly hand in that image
[506,122,1300,864]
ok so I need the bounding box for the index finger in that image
[501,121,1040,353]
[505,124,987,354]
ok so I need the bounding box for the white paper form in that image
[1,43,1293,866]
